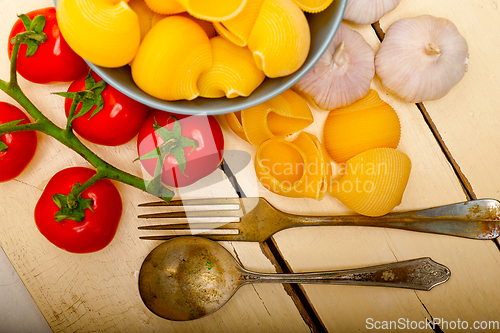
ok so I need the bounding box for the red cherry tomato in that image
[7,7,88,84]
[0,102,37,182]
[63,71,150,146]
[34,167,122,253]
[137,111,224,187]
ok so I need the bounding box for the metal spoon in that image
[138,236,450,321]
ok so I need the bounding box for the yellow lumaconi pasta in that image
[225,89,314,146]
[131,15,212,101]
[329,148,411,217]
[176,0,247,21]
[145,0,185,15]
[198,37,265,98]
[213,0,265,46]
[323,90,401,163]
[290,0,334,13]
[255,132,330,200]
[224,111,248,142]
[128,0,156,42]
[247,0,310,77]
[56,0,141,67]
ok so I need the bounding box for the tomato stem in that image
[0,35,174,206]
[66,173,104,209]
[65,95,80,133]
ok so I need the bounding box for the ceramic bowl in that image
[54,0,347,115]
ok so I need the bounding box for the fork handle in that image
[240,257,450,291]
[284,199,500,239]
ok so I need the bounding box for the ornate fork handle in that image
[240,258,450,291]
[283,199,500,239]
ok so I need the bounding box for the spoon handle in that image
[240,257,450,291]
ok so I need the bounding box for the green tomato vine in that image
[0,18,174,218]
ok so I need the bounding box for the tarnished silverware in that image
[139,236,451,321]
[138,198,500,242]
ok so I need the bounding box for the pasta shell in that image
[56,0,141,67]
[323,90,401,163]
[128,0,156,42]
[145,0,185,14]
[255,132,330,200]
[213,0,265,46]
[198,37,265,98]
[224,112,248,141]
[230,89,314,146]
[176,0,247,21]
[247,0,310,77]
[131,15,212,101]
[329,148,411,217]
[290,0,334,13]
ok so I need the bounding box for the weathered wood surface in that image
[1,0,500,332]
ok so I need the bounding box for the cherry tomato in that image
[7,7,88,84]
[63,71,150,146]
[0,102,37,182]
[137,111,224,187]
[34,167,122,253]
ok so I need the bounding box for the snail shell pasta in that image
[329,148,411,217]
[247,0,310,78]
[56,0,141,67]
[213,0,265,47]
[198,37,265,99]
[131,15,212,101]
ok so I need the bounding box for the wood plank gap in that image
[494,239,500,252]
[220,158,327,333]
[414,292,445,333]
[415,102,477,200]
[370,21,476,200]
[220,159,246,198]
[261,239,328,333]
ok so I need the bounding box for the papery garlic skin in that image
[293,23,375,110]
[375,15,469,103]
[343,0,401,25]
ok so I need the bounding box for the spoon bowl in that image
[139,236,450,321]
[139,236,241,321]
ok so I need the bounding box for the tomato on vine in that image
[7,7,88,84]
[0,102,37,182]
[136,111,224,188]
[34,167,122,253]
[59,70,150,146]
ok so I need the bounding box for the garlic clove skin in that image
[375,15,469,103]
[343,0,401,25]
[293,23,375,110]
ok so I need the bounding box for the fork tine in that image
[138,222,239,230]
[138,198,242,207]
[139,234,240,241]
[138,210,243,219]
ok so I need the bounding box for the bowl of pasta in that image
[55,0,347,115]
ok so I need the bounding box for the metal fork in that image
[138,197,500,242]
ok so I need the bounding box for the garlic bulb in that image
[375,15,469,103]
[343,0,401,25]
[293,23,375,110]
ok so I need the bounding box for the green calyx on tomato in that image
[34,167,122,253]
[55,70,107,123]
[11,14,47,57]
[136,116,199,176]
[0,119,24,152]
[137,111,224,188]
[52,183,94,222]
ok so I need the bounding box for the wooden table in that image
[1,0,500,332]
